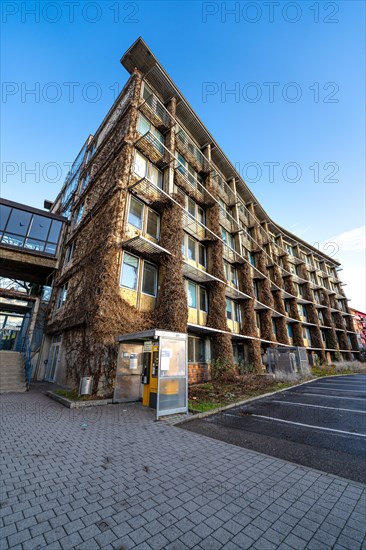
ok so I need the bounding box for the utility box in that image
[267,347,310,378]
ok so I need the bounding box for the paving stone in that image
[1,391,366,550]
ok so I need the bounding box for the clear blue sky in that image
[1,1,365,308]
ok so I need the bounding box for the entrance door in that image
[45,343,60,382]
[114,343,144,402]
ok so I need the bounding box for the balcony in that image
[212,173,237,207]
[135,131,172,168]
[139,93,173,132]
[225,285,251,301]
[174,163,215,207]
[175,129,208,174]
[129,176,168,208]
[182,262,223,285]
[181,209,214,243]
[222,243,245,265]
[123,235,171,263]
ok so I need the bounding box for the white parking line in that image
[304,387,364,393]
[270,400,366,414]
[250,415,366,437]
[295,392,366,401]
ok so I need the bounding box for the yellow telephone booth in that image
[114,330,188,419]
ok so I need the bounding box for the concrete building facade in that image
[350,308,366,354]
[31,38,360,392]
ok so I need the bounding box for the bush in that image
[211,357,236,383]
[238,361,256,375]
[332,361,366,373]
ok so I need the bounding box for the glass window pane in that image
[188,282,197,308]
[138,114,150,135]
[226,298,232,320]
[143,82,152,101]
[134,151,147,178]
[45,243,57,255]
[28,214,51,241]
[47,220,62,244]
[188,337,195,363]
[199,288,208,312]
[235,303,241,324]
[221,228,227,242]
[142,262,157,296]
[0,205,11,231]
[128,197,143,229]
[198,244,206,267]
[198,208,205,224]
[146,210,159,239]
[198,338,205,362]
[1,233,25,247]
[5,209,32,236]
[121,253,139,290]
[187,238,196,261]
[188,198,195,217]
[24,238,45,252]
[150,164,162,188]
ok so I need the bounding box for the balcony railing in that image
[174,162,215,207]
[135,131,172,168]
[139,93,173,132]
[213,172,237,206]
[175,128,208,173]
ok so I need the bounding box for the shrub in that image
[211,357,236,383]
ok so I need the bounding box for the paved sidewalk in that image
[1,391,365,550]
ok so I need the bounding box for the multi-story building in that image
[36,38,359,391]
[350,308,366,353]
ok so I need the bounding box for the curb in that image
[180,373,363,424]
[46,391,113,409]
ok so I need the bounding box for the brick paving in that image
[0,390,365,549]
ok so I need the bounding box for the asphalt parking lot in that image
[182,375,366,484]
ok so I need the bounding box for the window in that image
[272,320,277,336]
[188,336,208,363]
[64,241,76,265]
[185,196,205,225]
[128,197,143,229]
[176,153,204,190]
[187,281,197,308]
[142,262,157,296]
[187,237,196,261]
[287,324,294,338]
[302,327,311,341]
[226,299,241,323]
[74,203,84,226]
[221,227,236,250]
[121,253,139,290]
[198,244,206,268]
[120,253,158,296]
[133,151,163,188]
[224,262,238,288]
[187,281,208,312]
[256,313,261,330]
[146,210,159,239]
[253,281,259,300]
[80,172,90,192]
[249,252,255,266]
[128,196,160,239]
[57,283,68,309]
[138,114,164,150]
[199,287,208,312]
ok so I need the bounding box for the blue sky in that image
[1,0,365,309]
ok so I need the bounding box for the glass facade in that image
[0,202,63,256]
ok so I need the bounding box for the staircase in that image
[0,351,27,393]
